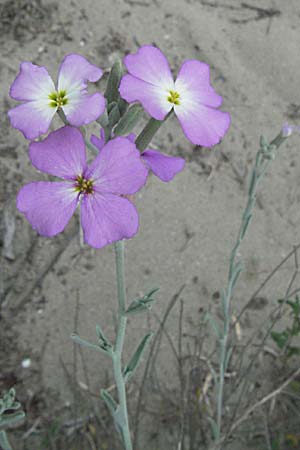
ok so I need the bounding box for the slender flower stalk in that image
[215,130,289,444]
[113,241,133,450]
[135,113,170,152]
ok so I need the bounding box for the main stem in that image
[113,240,133,450]
[0,431,12,450]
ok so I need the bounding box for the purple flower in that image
[91,130,185,182]
[8,54,105,140]
[17,126,148,249]
[119,45,230,147]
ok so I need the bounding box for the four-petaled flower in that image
[8,54,105,140]
[119,45,230,147]
[17,126,148,249]
[91,129,185,182]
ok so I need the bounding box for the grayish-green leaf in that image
[230,262,243,290]
[126,288,159,315]
[114,104,143,136]
[224,347,232,371]
[0,411,25,429]
[117,97,128,116]
[123,333,153,382]
[101,389,118,416]
[71,333,110,356]
[205,312,222,339]
[105,59,123,104]
[208,417,219,440]
[0,430,12,450]
[259,135,268,150]
[95,325,113,353]
[108,104,121,128]
[97,109,109,128]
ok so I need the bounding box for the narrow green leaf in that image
[230,262,243,290]
[208,417,219,440]
[97,110,109,128]
[248,169,257,197]
[262,152,275,161]
[114,406,126,431]
[205,312,221,339]
[117,97,128,116]
[105,60,123,104]
[126,287,159,315]
[108,104,121,128]
[260,135,268,150]
[114,104,143,136]
[0,411,25,429]
[71,333,110,356]
[0,430,12,450]
[8,402,21,411]
[287,346,300,358]
[113,407,125,438]
[224,347,232,371]
[271,330,289,349]
[123,333,153,382]
[96,324,107,343]
[107,101,117,114]
[101,389,117,416]
[240,214,252,239]
[145,287,160,297]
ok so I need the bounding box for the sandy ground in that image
[1,0,300,448]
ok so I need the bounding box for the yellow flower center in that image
[74,175,94,195]
[48,90,68,108]
[167,90,180,105]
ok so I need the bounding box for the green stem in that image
[135,110,172,152]
[113,241,132,450]
[0,431,12,450]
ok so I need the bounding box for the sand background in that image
[1,0,300,448]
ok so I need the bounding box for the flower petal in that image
[10,61,55,101]
[123,45,174,88]
[29,126,87,179]
[175,103,230,147]
[142,150,185,182]
[85,137,148,195]
[63,93,105,127]
[17,182,79,237]
[124,132,184,181]
[81,192,139,249]
[125,133,136,143]
[175,60,223,108]
[57,53,103,92]
[8,101,55,140]
[119,74,171,121]
[91,128,106,152]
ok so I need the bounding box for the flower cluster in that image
[9,47,230,249]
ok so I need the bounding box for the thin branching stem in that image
[215,131,288,445]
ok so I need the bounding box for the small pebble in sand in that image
[21,358,31,369]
